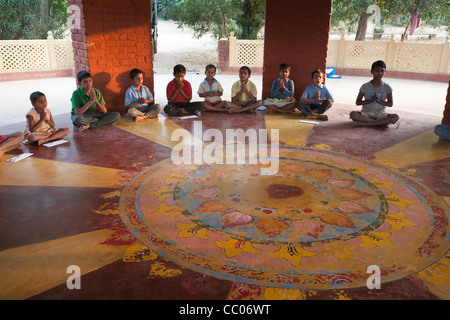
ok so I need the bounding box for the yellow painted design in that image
[132,162,149,171]
[374,129,450,168]
[0,156,125,188]
[215,239,260,258]
[264,112,313,145]
[264,287,303,300]
[333,290,351,300]
[402,168,416,176]
[176,223,209,240]
[342,165,369,176]
[417,252,450,285]
[100,190,121,200]
[374,158,400,169]
[360,231,394,248]
[0,230,128,300]
[385,193,415,210]
[115,115,203,150]
[370,177,394,191]
[123,244,158,262]
[271,245,317,266]
[442,196,450,207]
[92,202,118,215]
[148,262,182,278]
[311,143,332,150]
[153,203,182,219]
[147,185,174,202]
[385,212,418,230]
[331,246,356,260]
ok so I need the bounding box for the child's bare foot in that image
[316,114,328,121]
[79,124,90,132]
[135,115,149,122]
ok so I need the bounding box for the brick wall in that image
[218,39,229,73]
[68,0,153,114]
[262,0,332,100]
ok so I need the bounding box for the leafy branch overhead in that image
[0,0,68,40]
[331,0,449,41]
[160,0,265,40]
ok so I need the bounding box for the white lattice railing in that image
[229,33,264,67]
[229,34,450,74]
[0,32,74,72]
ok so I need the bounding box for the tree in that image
[0,0,68,40]
[233,0,265,39]
[161,0,235,39]
[331,0,449,41]
[161,0,265,40]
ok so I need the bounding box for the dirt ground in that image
[153,19,218,74]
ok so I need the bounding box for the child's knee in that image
[390,114,399,123]
[27,134,39,143]
[61,128,71,135]
[349,111,360,121]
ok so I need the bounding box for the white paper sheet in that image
[42,139,69,147]
[6,153,33,162]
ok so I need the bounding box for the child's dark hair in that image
[311,69,324,78]
[173,64,186,74]
[239,66,251,75]
[371,60,386,71]
[280,63,290,71]
[130,68,143,79]
[76,70,92,83]
[205,64,216,72]
[29,91,45,103]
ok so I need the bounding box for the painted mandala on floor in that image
[118,145,450,290]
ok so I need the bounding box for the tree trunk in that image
[39,0,49,31]
[355,12,371,41]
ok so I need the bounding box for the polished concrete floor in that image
[1,97,449,300]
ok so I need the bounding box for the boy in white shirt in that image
[198,64,229,112]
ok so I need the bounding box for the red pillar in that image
[262,0,332,100]
[68,0,154,114]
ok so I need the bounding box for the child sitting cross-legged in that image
[25,91,70,145]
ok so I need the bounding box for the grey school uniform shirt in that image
[359,80,393,119]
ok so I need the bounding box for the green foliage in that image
[0,0,68,40]
[232,0,265,39]
[331,0,449,33]
[160,0,265,40]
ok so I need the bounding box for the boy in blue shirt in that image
[298,69,334,121]
[124,68,162,122]
[263,63,296,113]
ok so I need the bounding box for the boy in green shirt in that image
[71,71,121,131]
